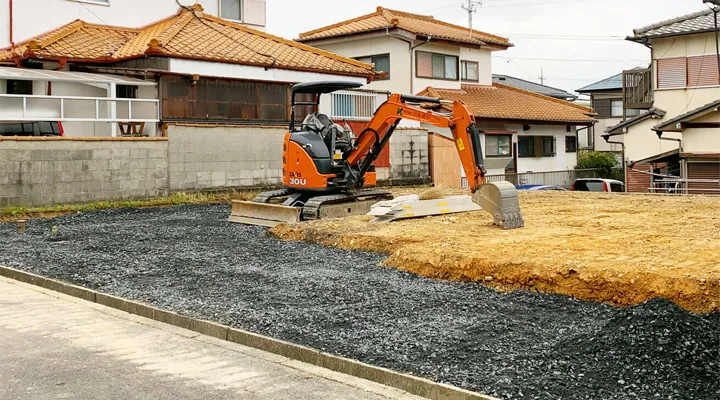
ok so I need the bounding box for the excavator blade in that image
[472,181,525,230]
[229,200,301,227]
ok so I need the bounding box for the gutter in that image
[656,131,683,153]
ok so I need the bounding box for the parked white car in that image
[571,178,624,193]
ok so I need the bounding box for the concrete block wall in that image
[0,138,169,207]
[388,128,430,180]
[167,125,286,191]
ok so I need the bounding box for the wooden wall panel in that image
[627,164,651,193]
[428,133,462,188]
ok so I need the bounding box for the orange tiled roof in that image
[297,7,511,49]
[419,84,595,124]
[0,5,375,78]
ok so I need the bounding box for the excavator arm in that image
[344,93,487,192]
[341,93,524,229]
[229,82,524,230]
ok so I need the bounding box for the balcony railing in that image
[0,94,160,122]
[622,68,653,110]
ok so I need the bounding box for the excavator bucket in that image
[472,181,525,230]
[229,201,301,227]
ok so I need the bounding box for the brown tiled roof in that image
[419,84,595,124]
[0,5,375,78]
[297,6,511,49]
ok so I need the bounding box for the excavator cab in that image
[230,81,524,229]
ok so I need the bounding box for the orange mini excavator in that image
[229,81,524,229]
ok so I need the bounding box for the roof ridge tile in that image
[633,8,713,35]
[298,8,388,39]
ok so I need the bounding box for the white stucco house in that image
[296,7,595,185]
[604,8,720,194]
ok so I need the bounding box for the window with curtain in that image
[356,54,390,80]
[485,135,512,157]
[461,61,479,82]
[416,51,459,80]
[220,0,242,21]
[611,100,624,117]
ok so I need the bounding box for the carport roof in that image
[0,66,156,86]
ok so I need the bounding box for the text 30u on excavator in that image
[229,81,524,229]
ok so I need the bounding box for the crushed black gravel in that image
[1,204,718,400]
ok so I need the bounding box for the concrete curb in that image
[0,266,498,400]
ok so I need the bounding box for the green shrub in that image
[576,152,623,181]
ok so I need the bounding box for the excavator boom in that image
[229,82,524,229]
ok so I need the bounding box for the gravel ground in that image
[1,204,718,400]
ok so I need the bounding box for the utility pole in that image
[461,0,482,36]
[538,67,546,85]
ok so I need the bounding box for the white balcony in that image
[0,67,159,137]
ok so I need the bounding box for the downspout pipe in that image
[602,134,626,191]
[9,0,14,48]
[656,131,685,194]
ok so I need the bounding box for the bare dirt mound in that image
[272,191,720,313]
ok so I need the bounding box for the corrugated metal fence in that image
[462,169,599,189]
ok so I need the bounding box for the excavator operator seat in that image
[302,112,332,133]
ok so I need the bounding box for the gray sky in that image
[267,0,706,95]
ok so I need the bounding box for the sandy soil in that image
[272,191,720,313]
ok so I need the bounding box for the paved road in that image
[0,278,424,400]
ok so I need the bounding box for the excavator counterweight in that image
[229,81,525,229]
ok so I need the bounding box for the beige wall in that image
[460,47,493,86]
[682,111,720,154]
[652,33,720,115]
[593,118,624,152]
[623,118,681,163]
[312,35,495,95]
[316,36,412,94]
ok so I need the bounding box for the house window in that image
[461,61,479,82]
[611,100,623,117]
[518,136,556,157]
[565,136,577,153]
[485,135,511,157]
[116,85,137,99]
[220,0,242,21]
[657,57,687,89]
[518,136,534,157]
[6,80,33,95]
[356,54,390,80]
[416,51,459,80]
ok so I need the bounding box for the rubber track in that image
[302,190,393,220]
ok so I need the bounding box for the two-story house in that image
[296,7,595,187]
[606,8,720,194]
[1,0,267,49]
[577,71,644,155]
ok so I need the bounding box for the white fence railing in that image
[462,169,599,189]
[330,91,383,121]
[0,94,160,123]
